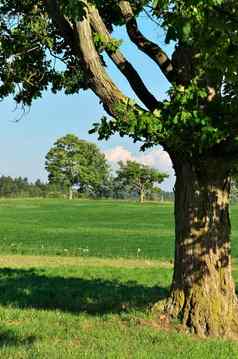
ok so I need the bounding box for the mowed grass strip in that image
[0,256,237,358]
[0,254,173,269]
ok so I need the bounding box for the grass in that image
[1,199,238,357]
[0,255,237,358]
[0,199,174,259]
[0,198,238,259]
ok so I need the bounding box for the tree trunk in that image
[139,189,144,203]
[69,186,73,200]
[163,159,238,337]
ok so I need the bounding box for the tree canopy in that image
[45,134,109,199]
[0,0,237,157]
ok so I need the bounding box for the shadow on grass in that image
[0,326,36,347]
[0,268,168,315]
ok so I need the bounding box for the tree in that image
[1,0,238,336]
[115,160,167,203]
[45,134,109,199]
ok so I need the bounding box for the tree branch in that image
[88,6,161,112]
[74,10,128,115]
[46,0,74,48]
[118,1,174,83]
[46,0,125,116]
[46,0,150,121]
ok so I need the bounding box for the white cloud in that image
[138,149,173,174]
[105,146,134,163]
[104,146,175,191]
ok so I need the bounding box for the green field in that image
[0,199,175,259]
[0,199,238,358]
[1,198,238,259]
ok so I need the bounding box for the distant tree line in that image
[0,174,174,201]
[0,135,174,201]
[0,176,67,198]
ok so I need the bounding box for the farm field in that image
[0,199,174,259]
[1,198,238,259]
[0,199,238,357]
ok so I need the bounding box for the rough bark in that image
[162,159,238,337]
[75,12,127,116]
[47,0,127,116]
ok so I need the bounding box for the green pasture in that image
[0,198,238,259]
[0,255,237,358]
[0,199,174,259]
[0,199,238,357]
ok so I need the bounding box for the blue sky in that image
[0,14,175,191]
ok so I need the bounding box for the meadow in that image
[0,199,175,259]
[0,199,238,358]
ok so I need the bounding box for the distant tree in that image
[92,175,114,199]
[115,161,168,203]
[45,134,109,199]
[0,176,14,197]
[111,176,132,200]
[230,182,238,204]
